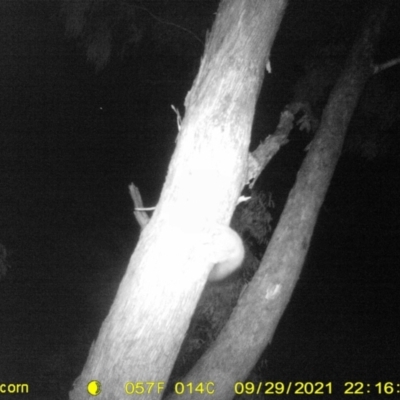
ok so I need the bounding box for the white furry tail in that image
[208,226,245,281]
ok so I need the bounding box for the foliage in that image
[292,43,400,160]
[345,77,400,159]
[60,0,212,73]
[61,0,141,71]
[292,43,348,120]
[232,191,274,261]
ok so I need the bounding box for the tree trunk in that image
[69,1,287,399]
[166,2,391,400]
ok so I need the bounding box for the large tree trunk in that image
[69,1,287,399]
[166,2,390,400]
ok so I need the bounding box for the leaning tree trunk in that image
[70,1,287,399]
[166,2,391,400]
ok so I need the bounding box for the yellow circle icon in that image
[87,380,102,396]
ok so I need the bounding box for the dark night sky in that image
[0,0,399,397]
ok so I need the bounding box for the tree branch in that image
[374,56,400,74]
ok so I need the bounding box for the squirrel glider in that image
[130,183,245,281]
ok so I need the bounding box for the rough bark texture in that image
[166,2,390,400]
[69,1,287,399]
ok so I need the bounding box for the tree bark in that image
[165,2,391,400]
[69,1,287,399]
